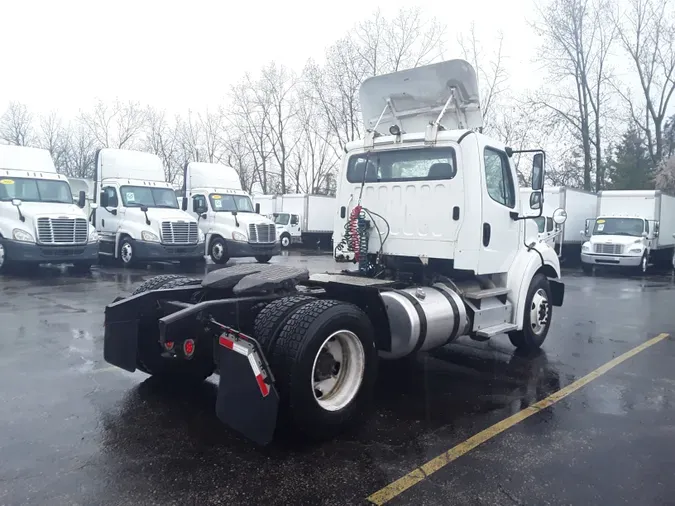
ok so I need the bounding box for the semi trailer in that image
[103,59,568,445]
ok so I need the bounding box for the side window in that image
[290,214,299,225]
[547,217,554,232]
[103,186,118,207]
[483,147,515,209]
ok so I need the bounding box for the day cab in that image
[0,145,98,273]
[182,162,279,264]
[93,148,204,267]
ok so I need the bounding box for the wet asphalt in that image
[1,251,675,505]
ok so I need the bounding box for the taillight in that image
[183,339,195,358]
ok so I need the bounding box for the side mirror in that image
[100,192,109,208]
[529,191,542,210]
[77,190,86,209]
[182,198,187,211]
[654,222,660,238]
[584,218,593,236]
[532,152,544,191]
[200,213,207,220]
[255,203,261,214]
[11,198,22,207]
[90,203,99,210]
[552,208,567,225]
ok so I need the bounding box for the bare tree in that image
[60,123,97,178]
[458,24,508,131]
[0,101,34,146]
[37,111,69,171]
[530,0,616,191]
[145,107,181,183]
[81,99,146,149]
[614,0,675,165]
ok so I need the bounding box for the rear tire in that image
[255,255,272,263]
[508,274,552,352]
[209,236,229,264]
[132,275,214,382]
[253,295,316,354]
[280,233,291,248]
[271,299,378,440]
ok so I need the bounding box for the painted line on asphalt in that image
[366,332,671,505]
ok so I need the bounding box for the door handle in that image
[482,223,491,247]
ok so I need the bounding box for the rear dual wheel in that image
[254,297,378,440]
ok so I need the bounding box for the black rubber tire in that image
[581,263,593,275]
[253,295,316,354]
[209,236,229,264]
[508,274,553,352]
[133,275,214,381]
[255,255,272,263]
[280,233,291,249]
[118,237,136,267]
[271,299,378,440]
[633,254,648,276]
[132,274,201,296]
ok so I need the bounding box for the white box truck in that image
[182,162,280,264]
[520,186,596,263]
[252,193,336,248]
[0,145,99,273]
[103,59,569,446]
[93,148,205,267]
[580,190,675,274]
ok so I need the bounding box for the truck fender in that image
[507,244,562,331]
[114,229,139,258]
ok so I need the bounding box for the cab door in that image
[478,144,521,274]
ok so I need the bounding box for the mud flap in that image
[215,332,279,446]
[550,279,565,307]
[103,319,139,372]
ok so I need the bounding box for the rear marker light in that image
[183,339,195,358]
[164,341,174,351]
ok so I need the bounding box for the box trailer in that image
[580,190,675,274]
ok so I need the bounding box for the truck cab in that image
[581,215,652,273]
[93,148,204,267]
[182,162,279,264]
[0,145,99,273]
[272,212,301,247]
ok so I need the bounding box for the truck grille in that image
[594,244,623,255]
[36,217,88,245]
[248,224,276,243]
[161,221,198,244]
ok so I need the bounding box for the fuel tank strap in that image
[393,289,428,353]
[434,286,461,341]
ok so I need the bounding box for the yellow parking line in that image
[367,332,671,505]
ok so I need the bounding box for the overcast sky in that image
[0,0,540,117]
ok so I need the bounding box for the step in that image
[475,323,518,338]
[464,287,510,300]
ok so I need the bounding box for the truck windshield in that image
[593,217,644,236]
[120,186,178,208]
[209,194,254,212]
[274,213,290,225]
[0,177,73,204]
[346,147,457,183]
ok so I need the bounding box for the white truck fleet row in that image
[253,193,335,248]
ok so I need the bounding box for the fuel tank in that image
[378,283,470,359]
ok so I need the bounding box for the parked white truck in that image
[252,193,335,248]
[521,186,596,262]
[581,190,675,274]
[103,59,568,445]
[93,148,205,267]
[182,162,280,264]
[0,145,99,273]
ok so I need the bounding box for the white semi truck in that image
[0,145,99,273]
[252,193,336,248]
[521,186,596,262]
[182,162,280,264]
[581,189,675,274]
[93,148,205,267]
[102,59,567,445]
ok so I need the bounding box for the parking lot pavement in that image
[0,253,674,505]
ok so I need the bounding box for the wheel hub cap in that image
[121,243,132,263]
[213,243,223,260]
[0,243,5,268]
[311,330,365,412]
[530,289,550,336]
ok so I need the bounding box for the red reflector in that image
[164,341,174,351]
[183,339,195,357]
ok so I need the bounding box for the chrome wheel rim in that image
[530,289,550,336]
[120,242,133,264]
[281,236,290,247]
[212,242,223,261]
[311,330,365,412]
[641,256,647,273]
[0,243,5,269]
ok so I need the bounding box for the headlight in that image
[629,247,643,254]
[12,228,35,243]
[88,229,99,243]
[198,229,205,243]
[582,242,591,252]
[232,231,247,242]
[141,230,160,242]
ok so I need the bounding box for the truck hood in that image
[224,212,273,226]
[10,201,87,220]
[590,235,643,246]
[142,207,197,223]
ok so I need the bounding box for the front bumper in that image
[130,238,204,261]
[226,240,281,258]
[3,239,99,264]
[581,252,643,267]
